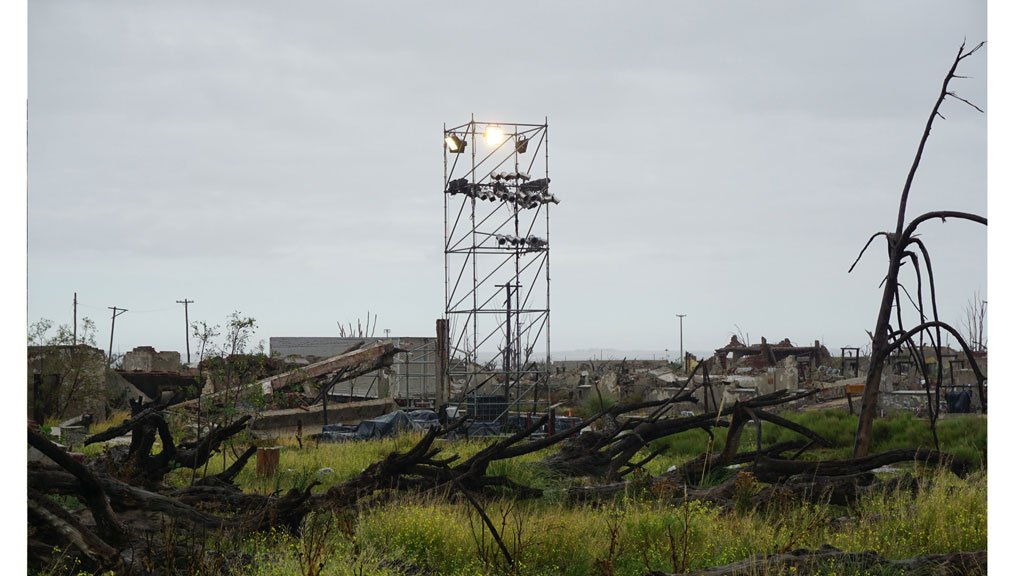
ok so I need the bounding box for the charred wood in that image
[649,545,985,576]
[544,389,821,481]
[28,428,128,547]
[28,488,125,574]
[749,448,969,483]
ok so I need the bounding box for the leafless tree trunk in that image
[851,41,987,457]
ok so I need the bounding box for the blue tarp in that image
[945,390,972,413]
[321,409,441,442]
[355,410,416,439]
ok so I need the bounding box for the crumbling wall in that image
[28,345,108,420]
[776,356,800,390]
[598,372,618,397]
[123,346,182,372]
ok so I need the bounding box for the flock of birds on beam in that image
[445,174,559,209]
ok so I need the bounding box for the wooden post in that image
[256,447,280,477]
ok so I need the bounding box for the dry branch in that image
[544,389,820,481]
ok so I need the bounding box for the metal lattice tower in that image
[442,117,554,424]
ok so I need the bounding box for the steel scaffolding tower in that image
[442,118,554,425]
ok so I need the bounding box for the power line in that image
[76,301,176,314]
[122,305,178,314]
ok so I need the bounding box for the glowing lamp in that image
[484,125,504,146]
[445,134,467,153]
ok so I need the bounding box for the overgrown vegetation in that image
[62,410,975,576]
[144,435,984,575]
[35,388,984,576]
[649,409,987,473]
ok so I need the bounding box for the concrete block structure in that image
[123,346,182,372]
[28,345,108,420]
[269,337,437,406]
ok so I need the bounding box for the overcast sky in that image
[25,1,988,360]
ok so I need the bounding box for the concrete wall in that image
[28,345,108,420]
[123,346,182,372]
[270,336,438,402]
[270,337,371,359]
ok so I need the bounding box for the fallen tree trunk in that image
[751,472,876,508]
[649,545,986,576]
[749,448,970,483]
[671,440,810,483]
[87,409,252,488]
[28,428,128,547]
[566,441,806,503]
[564,441,955,507]
[544,388,823,481]
[753,471,921,508]
[27,488,125,574]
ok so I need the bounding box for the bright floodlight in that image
[445,134,466,153]
[484,125,504,146]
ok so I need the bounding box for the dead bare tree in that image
[850,40,987,457]
[959,290,987,353]
[83,404,253,489]
[27,410,584,574]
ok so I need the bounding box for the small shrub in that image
[732,471,758,513]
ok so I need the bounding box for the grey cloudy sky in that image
[26,1,988,360]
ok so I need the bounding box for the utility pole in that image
[176,299,194,363]
[107,307,127,364]
[676,314,687,371]
[73,292,77,345]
